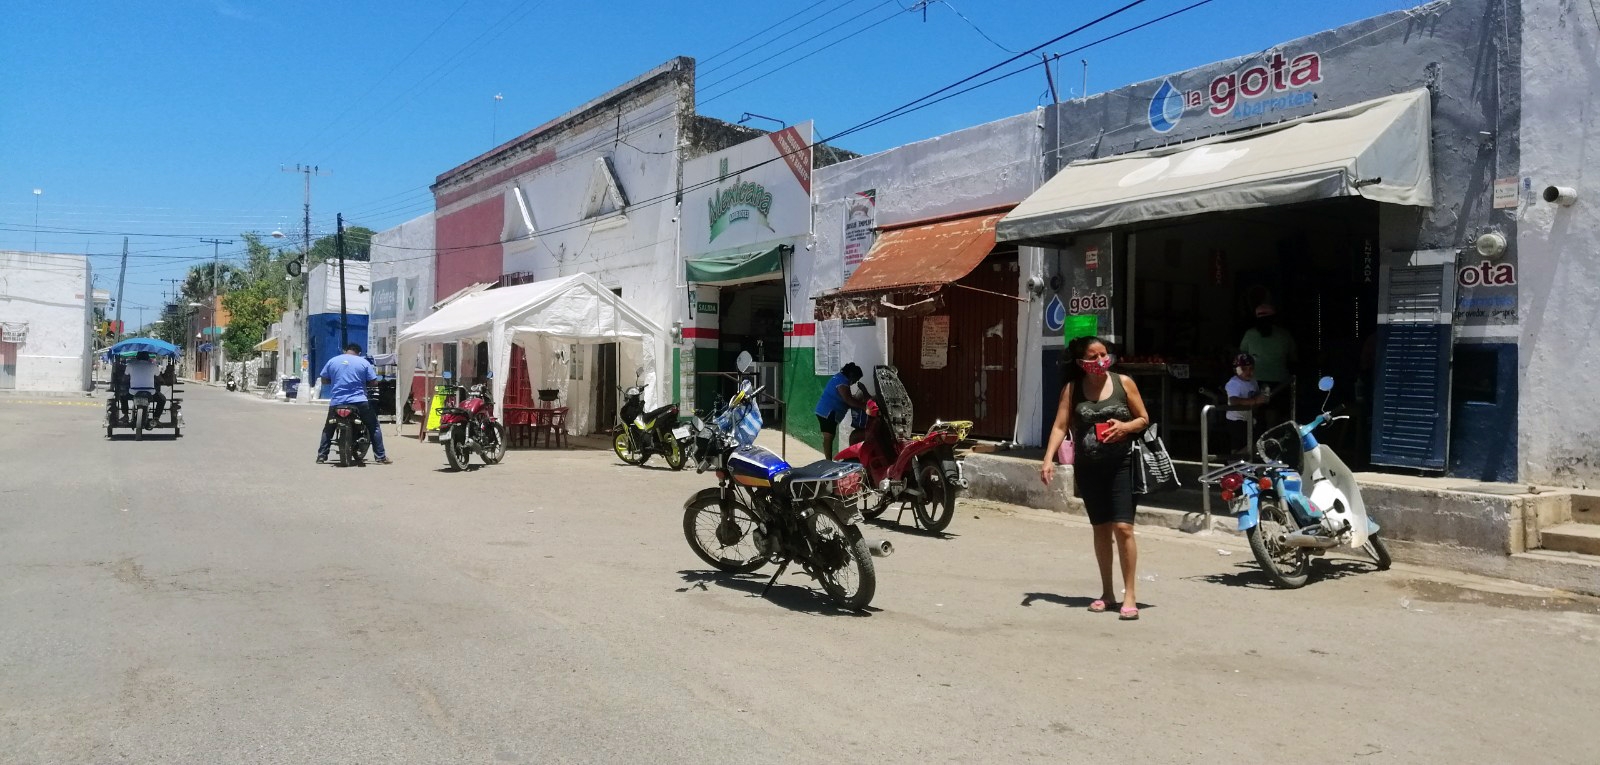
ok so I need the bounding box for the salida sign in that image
[1149,51,1323,133]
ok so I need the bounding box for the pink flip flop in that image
[1119,605,1140,620]
[1088,599,1108,613]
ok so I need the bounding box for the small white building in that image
[369,212,436,358]
[0,251,94,392]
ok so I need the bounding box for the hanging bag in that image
[1131,423,1180,495]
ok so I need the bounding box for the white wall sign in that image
[841,189,876,283]
[920,316,949,369]
[682,121,815,259]
[815,318,843,375]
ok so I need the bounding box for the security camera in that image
[1543,186,1578,207]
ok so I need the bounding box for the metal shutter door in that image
[1370,262,1454,470]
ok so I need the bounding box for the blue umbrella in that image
[107,337,182,359]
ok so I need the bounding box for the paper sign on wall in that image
[920,316,950,370]
[815,319,843,375]
[1492,177,1519,209]
[842,189,877,283]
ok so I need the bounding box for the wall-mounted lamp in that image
[1543,185,1579,207]
[1475,230,1508,260]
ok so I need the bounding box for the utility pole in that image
[283,164,328,398]
[201,237,233,383]
[114,237,128,337]
[336,213,348,349]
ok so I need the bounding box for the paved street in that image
[2,387,1598,764]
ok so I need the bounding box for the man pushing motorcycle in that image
[315,343,391,465]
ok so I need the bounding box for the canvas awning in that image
[814,211,1005,321]
[997,89,1433,244]
[685,244,791,286]
[253,336,279,352]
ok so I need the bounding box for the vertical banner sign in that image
[920,316,950,369]
[403,277,419,322]
[815,319,843,375]
[842,189,877,283]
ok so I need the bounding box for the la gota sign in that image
[1149,51,1323,133]
[682,121,815,258]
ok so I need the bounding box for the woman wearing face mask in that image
[1040,336,1151,620]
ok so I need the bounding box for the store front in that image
[679,123,816,427]
[1003,89,1454,470]
[814,210,1020,439]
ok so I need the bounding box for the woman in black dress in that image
[1040,336,1151,620]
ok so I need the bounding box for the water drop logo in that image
[1148,79,1185,133]
[1044,295,1066,333]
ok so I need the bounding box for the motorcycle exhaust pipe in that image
[864,539,894,558]
[1278,530,1340,549]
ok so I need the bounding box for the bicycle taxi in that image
[103,338,184,440]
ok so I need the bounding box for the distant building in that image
[0,251,94,392]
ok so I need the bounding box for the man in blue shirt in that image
[316,343,391,464]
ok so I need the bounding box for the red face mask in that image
[1077,355,1114,375]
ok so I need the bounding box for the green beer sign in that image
[707,181,773,241]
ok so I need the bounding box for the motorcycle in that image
[612,383,688,471]
[1199,376,1391,588]
[327,405,371,467]
[682,379,891,612]
[225,372,237,392]
[436,371,508,471]
[835,365,970,532]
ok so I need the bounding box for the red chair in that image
[532,407,568,448]
[504,406,536,448]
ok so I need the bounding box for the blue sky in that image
[2,0,1421,329]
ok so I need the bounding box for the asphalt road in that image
[3,386,1597,764]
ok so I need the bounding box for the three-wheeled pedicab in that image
[103,338,184,440]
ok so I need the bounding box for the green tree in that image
[307,226,374,265]
[220,234,298,358]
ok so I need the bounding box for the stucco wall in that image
[1518,2,1600,487]
[370,212,437,357]
[0,251,92,392]
[809,111,1046,443]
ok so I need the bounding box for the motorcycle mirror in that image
[442,371,453,380]
[486,370,494,379]
[735,350,755,374]
[1318,376,1335,392]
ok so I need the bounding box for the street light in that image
[32,188,41,251]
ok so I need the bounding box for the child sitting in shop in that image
[1225,353,1267,456]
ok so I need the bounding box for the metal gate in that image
[1370,260,1455,470]
[891,252,1019,439]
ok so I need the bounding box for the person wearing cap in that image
[1224,353,1267,455]
[1239,303,1296,420]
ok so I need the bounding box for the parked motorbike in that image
[225,372,237,392]
[1199,376,1391,588]
[682,379,890,612]
[437,371,508,471]
[835,365,970,532]
[613,383,688,471]
[327,405,371,467]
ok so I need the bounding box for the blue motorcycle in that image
[1200,376,1391,588]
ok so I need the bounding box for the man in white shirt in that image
[124,351,167,423]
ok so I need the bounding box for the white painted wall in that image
[370,212,436,357]
[1518,5,1600,487]
[307,260,372,317]
[809,111,1049,443]
[0,251,93,392]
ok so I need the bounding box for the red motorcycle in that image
[437,376,507,471]
[835,365,970,532]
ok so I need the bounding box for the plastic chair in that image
[533,407,568,448]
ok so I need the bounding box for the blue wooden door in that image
[1370,262,1455,470]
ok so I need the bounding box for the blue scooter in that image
[1199,376,1391,588]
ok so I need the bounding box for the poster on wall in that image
[920,316,949,369]
[371,278,398,320]
[842,189,876,283]
[403,277,420,322]
[815,319,843,375]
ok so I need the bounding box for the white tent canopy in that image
[394,273,665,435]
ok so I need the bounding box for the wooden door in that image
[891,252,1019,439]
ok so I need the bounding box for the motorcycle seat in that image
[788,459,862,484]
[645,404,679,420]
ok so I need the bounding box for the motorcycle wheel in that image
[134,408,145,441]
[662,432,687,471]
[811,507,876,611]
[1246,500,1311,588]
[1363,533,1393,571]
[337,426,354,468]
[840,459,889,519]
[613,429,645,466]
[482,421,508,464]
[682,494,767,574]
[444,429,470,471]
[912,461,958,532]
[105,407,114,439]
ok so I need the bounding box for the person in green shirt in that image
[1239,304,1296,421]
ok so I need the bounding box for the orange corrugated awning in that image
[836,211,1005,296]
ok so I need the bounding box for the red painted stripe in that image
[682,327,720,339]
[784,322,816,337]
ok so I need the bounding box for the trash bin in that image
[284,377,302,400]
